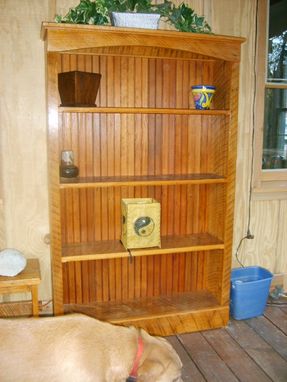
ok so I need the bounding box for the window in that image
[255,0,287,188]
[263,0,287,170]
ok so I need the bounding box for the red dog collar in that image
[126,335,144,382]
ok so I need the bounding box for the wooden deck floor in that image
[167,305,287,382]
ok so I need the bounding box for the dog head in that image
[137,329,183,382]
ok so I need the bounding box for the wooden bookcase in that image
[41,23,245,335]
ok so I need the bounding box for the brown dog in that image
[0,313,183,382]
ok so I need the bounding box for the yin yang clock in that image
[121,198,161,249]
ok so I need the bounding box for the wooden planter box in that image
[58,71,101,106]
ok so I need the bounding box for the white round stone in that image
[0,249,27,277]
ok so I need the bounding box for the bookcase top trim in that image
[41,22,245,62]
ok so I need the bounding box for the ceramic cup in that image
[191,85,216,110]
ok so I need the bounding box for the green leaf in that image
[54,0,212,33]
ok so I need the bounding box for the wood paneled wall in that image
[0,0,285,303]
[212,0,287,274]
[62,250,221,304]
[0,0,51,301]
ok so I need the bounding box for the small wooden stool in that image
[0,258,41,316]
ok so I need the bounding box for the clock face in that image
[134,216,155,237]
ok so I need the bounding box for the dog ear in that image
[137,328,183,382]
[137,358,165,382]
[136,329,165,381]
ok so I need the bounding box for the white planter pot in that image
[111,12,160,29]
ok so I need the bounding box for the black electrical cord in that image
[235,235,249,267]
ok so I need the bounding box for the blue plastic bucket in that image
[230,266,273,320]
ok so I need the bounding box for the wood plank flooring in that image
[168,305,287,382]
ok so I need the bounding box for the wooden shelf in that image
[59,106,231,115]
[64,290,229,335]
[65,290,219,321]
[61,233,224,263]
[42,23,244,332]
[60,174,227,189]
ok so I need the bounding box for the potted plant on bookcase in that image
[110,0,163,29]
[55,0,211,33]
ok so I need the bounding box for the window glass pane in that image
[267,0,287,83]
[263,88,287,169]
[262,1,287,171]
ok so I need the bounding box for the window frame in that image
[254,0,287,195]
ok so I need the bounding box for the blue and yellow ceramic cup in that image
[191,85,216,110]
